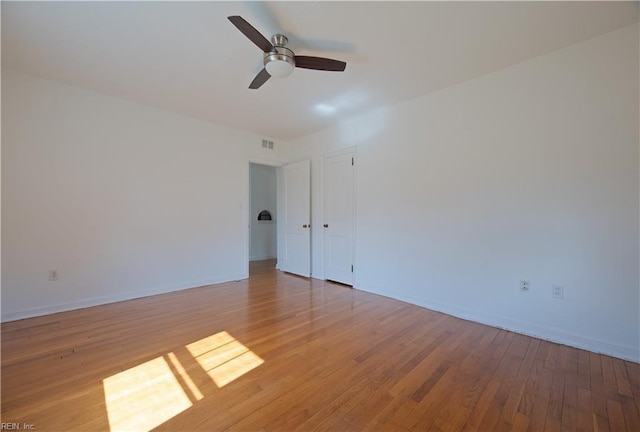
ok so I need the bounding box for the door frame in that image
[246,159,281,277]
[319,146,357,284]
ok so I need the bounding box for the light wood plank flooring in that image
[2,259,639,431]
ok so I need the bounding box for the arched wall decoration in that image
[258,210,272,221]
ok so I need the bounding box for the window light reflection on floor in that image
[186,331,264,388]
[103,357,192,432]
[102,331,264,432]
[167,352,203,401]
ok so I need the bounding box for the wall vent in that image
[262,139,274,150]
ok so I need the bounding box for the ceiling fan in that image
[227,15,347,89]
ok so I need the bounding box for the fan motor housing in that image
[264,46,295,66]
[264,33,295,69]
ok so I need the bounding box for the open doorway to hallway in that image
[249,163,277,276]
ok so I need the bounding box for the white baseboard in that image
[356,284,639,363]
[250,255,276,262]
[1,273,248,323]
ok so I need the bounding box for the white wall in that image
[1,69,280,321]
[249,163,277,261]
[281,24,640,361]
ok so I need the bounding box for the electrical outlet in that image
[552,285,564,299]
[48,270,59,281]
[520,280,530,293]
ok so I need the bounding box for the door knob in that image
[323,224,329,228]
[303,224,308,228]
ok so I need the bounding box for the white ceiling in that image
[2,1,638,140]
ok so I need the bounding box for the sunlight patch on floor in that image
[186,331,264,387]
[167,352,203,401]
[102,331,264,431]
[103,357,192,432]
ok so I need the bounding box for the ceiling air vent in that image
[262,139,274,150]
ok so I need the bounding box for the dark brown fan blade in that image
[228,16,274,53]
[249,68,271,89]
[294,56,346,72]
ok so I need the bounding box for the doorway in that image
[249,163,277,274]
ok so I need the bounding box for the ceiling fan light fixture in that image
[265,57,294,78]
[228,17,347,89]
[264,44,295,78]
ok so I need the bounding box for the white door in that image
[282,160,311,277]
[323,151,355,285]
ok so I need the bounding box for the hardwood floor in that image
[2,259,639,431]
